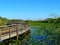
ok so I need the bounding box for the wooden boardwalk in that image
[0,22,30,41]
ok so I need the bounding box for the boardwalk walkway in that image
[0,22,30,41]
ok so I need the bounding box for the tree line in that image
[0,16,60,25]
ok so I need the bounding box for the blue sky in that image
[0,0,60,20]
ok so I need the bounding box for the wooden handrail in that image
[0,23,30,41]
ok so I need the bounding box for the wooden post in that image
[16,27,18,40]
[9,27,11,38]
[21,25,22,33]
[0,29,1,45]
[0,29,1,40]
[16,26,19,45]
[25,25,26,32]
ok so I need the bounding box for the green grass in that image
[30,22,60,27]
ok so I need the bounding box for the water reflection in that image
[26,26,60,45]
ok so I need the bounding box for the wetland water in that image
[19,26,60,45]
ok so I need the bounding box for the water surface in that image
[20,26,59,45]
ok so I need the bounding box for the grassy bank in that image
[30,21,60,28]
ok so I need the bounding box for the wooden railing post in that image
[16,26,19,45]
[21,25,22,33]
[25,25,26,31]
[0,29,1,40]
[16,27,18,40]
[9,27,11,38]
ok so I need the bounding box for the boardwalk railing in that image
[0,23,30,41]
